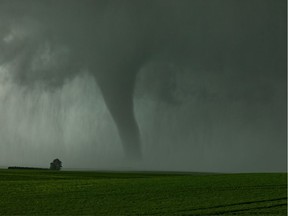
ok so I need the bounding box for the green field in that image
[0,169,286,215]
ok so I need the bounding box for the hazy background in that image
[0,63,285,172]
[0,0,286,172]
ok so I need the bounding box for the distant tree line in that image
[8,167,48,170]
[7,158,63,171]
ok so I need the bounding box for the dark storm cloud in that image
[0,0,286,172]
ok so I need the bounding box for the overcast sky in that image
[0,0,286,172]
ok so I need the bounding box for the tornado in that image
[0,0,286,171]
[0,0,149,160]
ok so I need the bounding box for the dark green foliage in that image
[8,167,48,170]
[0,170,286,215]
[49,159,62,170]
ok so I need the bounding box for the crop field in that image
[0,169,286,215]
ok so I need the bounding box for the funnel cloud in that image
[0,0,286,172]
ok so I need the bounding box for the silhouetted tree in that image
[50,159,62,170]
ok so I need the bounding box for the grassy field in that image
[0,169,286,215]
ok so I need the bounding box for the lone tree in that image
[50,159,62,170]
